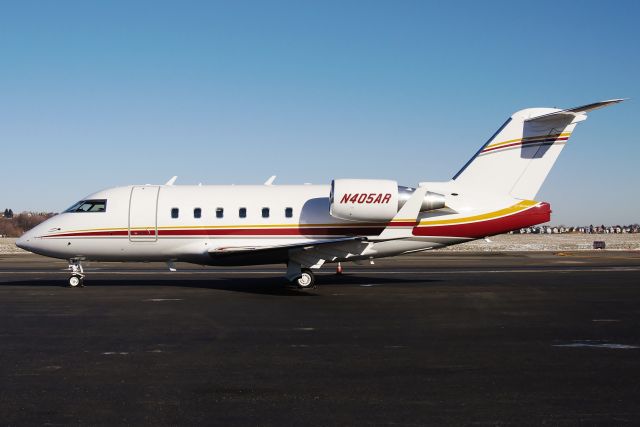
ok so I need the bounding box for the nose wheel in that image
[69,274,84,287]
[68,259,85,288]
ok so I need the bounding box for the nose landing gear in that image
[68,259,85,288]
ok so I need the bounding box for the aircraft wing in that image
[208,237,370,267]
[208,184,434,266]
[209,237,365,255]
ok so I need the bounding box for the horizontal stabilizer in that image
[526,99,626,123]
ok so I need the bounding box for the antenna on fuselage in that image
[165,176,178,186]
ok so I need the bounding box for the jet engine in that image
[330,179,446,222]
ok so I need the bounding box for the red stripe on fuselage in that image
[157,227,386,236]
[413,203,551,238]
[481,137,568,154]
[44,230,130,238]
[43,227,388,238]
[41,204,550,240]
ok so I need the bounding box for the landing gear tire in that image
[295,269,315,289]
[69,274,84,288]
[68,259,85,288]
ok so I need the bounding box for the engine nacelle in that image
[330,179,399,221]
[330,179,447,222]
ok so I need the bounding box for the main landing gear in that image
[68,259,85,288]
[295,268,316,289]
[286,261,316,289]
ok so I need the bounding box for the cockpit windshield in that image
[65,199,107,213]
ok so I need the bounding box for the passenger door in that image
[129,186,159,242]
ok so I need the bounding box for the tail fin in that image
[452,99,625,199]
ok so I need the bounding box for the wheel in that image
[68,274,83,288]
[296,269,315,289]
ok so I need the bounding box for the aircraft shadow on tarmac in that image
[2,274,439,296]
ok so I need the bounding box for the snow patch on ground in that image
[0,238,27,254]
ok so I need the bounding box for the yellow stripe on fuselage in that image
[484,132,571,150]
[47,202,539,236]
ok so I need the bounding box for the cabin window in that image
[216,208,224,218]
[285,207,293,218]
[194,208,201,219]
[65,199,107,213]
[262,207,269,218]
[239,207,247,218]
[171,208,179,219]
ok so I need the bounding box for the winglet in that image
[264,175,276,185]
[165,176,178,186]
[376,186,429,240]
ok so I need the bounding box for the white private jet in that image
[17,99,624,288]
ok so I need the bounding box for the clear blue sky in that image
[1,0,638,225]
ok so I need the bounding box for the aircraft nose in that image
[15,218,60,255]
[16,222,48,252]
[15,230,35,251]
[15,235,24,249]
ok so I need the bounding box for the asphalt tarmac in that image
[1,251,639,426]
